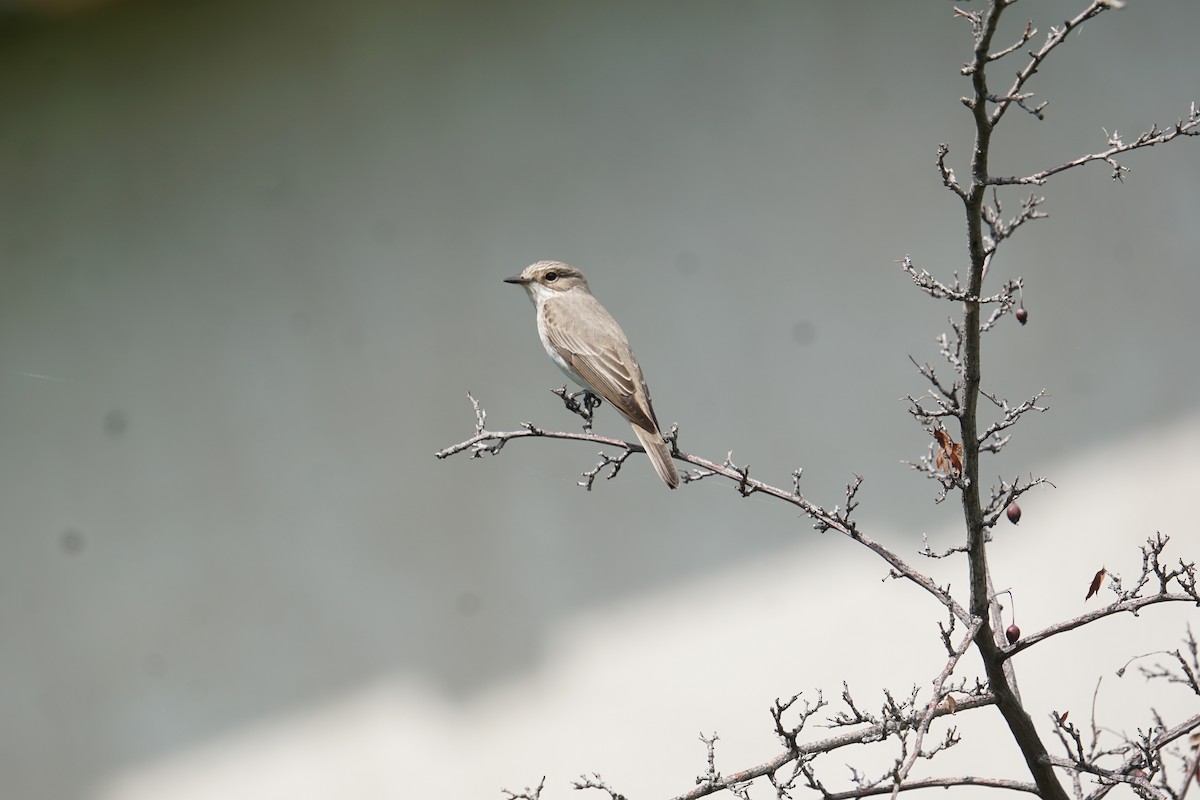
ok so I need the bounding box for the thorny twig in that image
[572,774,628,800]
[501,776,546,800]
[1004,535,1199,661]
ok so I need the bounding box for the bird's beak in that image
[503,276,528,285]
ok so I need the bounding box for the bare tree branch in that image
[502,776,546,800]
[665,693,999,800]
[572,774,628,800]
[888,617,985,798]
[439,3,1200,798]
[990,112,1200,186]
[440,392,972,624]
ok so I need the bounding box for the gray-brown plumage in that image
[505,261,680,489]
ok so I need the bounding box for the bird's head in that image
[504,261,590,301]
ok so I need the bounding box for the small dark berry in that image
[1015,307,1029,325]
[1006,503,1022,525]
[1006,623,1020,644]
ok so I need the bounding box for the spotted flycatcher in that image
[505,260,680,489]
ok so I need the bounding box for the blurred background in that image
[3,1,1198,798]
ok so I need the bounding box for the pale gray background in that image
[2,1,1199,798]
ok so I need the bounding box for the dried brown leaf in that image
[933,428,963,476]
[1085,567,1107,601]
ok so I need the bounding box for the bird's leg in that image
[551,385,602,433]
[578,391,603,433]
[579,390,602,413]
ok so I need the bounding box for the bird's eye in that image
[544,271,559,282]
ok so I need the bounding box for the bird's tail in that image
[632,424,680,489]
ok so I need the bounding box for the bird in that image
[505,260,680,489]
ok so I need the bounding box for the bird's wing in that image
[542,296,660,433]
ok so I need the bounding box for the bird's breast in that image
[536,304,586,388]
